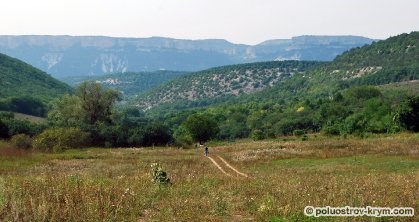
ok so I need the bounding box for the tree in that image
[173,126,193,147]
[48,94,83,127]
[142,123,172,146]
[32,127,90,153]
[183,113,219,144]
[396,96,419,132]
[0,120,8,138]
[49,82,121,127]
[76,81,121,125]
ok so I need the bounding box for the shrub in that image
[4,119,46,137]
[10,134,32,149]
[142,123,172,146]
[251,129,265,141]
[173,126,193,147]
[293,129,305,137]
[0,121,8,139]
[33,127,89,153]
[396,96,419,132]
[150,163,171,185]
[183,113,219,144]
[321,124,341,136]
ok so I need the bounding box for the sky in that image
[0,0,418,45]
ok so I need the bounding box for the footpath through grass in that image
[0,134,418,221]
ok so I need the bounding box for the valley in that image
[0,31,418,221]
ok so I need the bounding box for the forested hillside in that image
[1,32,417,148]
[250,32,419,103]
[145,32,419,142]
[61,70,187,98]
[311,31,419,88]
[0,53,72,116]
[135,61,324,110]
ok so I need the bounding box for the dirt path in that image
[216,155,249,178]
[206,154,249,178]
[207,156,233,177]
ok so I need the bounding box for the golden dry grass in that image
[0,133,418,221]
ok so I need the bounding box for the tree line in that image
[1,81,418,152]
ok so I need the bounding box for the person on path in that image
[205,146,209,157]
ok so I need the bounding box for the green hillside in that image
[135,61,324,110]
[60,70,187,98]
[0,53,73,100]
[322,31,418,87]
[246,31,419,103]
[330,32,418,78]
[0,53,73,116]
[146,32,419,141]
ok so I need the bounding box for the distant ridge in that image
[0,35,375,77]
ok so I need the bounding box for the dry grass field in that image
[0,134,418,221]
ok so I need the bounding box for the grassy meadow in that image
[0,134,418,221]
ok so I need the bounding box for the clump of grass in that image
[213,196,228,216]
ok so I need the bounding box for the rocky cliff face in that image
[0,35,375,77]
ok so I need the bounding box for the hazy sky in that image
[1,0,418,44]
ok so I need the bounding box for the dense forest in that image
[0,53,73,116]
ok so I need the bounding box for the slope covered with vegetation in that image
[0,53,73,116]
[60,70,187,99]
[1,32,418,150]
[246,32,419,103]
[145,32,419,142]
[135,61,324,110]
[329,32,418,81]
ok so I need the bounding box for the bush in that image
[183,113,219,144]
[142,123,172,146]
[150,163,171,185]
[321,124,341,136]
[173,126,193,147]
[10,134,32,149]
[293,129,305,137]
[33,127,89,153]
[0,121,8,139]
[251,129,265,141]
[397,96,419,132]
[0,97,47,117]
[4,119,46,137]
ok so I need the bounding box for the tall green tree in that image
[183,113,219,144]
[397,96,419,132]
[48,81,121,127]
[48,94,83,127]
[0,120,8,138]
[76,81,121,125]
